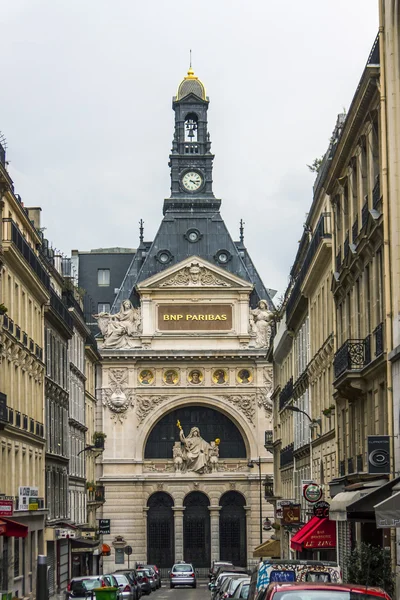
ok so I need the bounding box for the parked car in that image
[138,565,161,589]
[111,574,136,600]
[66,575,121,600]
[217,576,250,600]
[232,579,250,600]
[114,570,142,600]
[169,562,197,589]
[211,569,249,600]
[136,569,154,595]
[209,561,234,582]
[258,582,392,600]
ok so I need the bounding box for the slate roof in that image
[112,208,274,312]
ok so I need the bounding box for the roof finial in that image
[240,219,245,244]
[189,48,192,69]
[139,219,144,244]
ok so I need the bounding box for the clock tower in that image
[164,67,221,214]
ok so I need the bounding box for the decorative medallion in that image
[163,369,179,385]
[188,369,203,385]
[237,369,253,384]
[102,368,134,423]
[138,369,155,385]
[212,369,228,385]
[159,262,230,287]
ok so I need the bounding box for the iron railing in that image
[2,219,50,289]
[50,288,74,331]
[373,175,381,209]
[362,199,369,228]
[334,335,372,378]
[352,216,359,244]
[336,248,342,272]
[279,377,293,410]
[280,443,294,468]
[344,233,349,259]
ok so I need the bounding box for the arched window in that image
[144,406,246,459]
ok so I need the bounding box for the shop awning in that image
[290,517,336,551]
[253,538,281,558]
[0,517,28,538]
[374,491,400,528]
[329,490,370,521]
[70,538,100,553]
[347,477,400,522]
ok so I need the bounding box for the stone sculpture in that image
[102,368,134,422]
[94,300,141,349]
[173,442,183,472]
[249,300,274,349]
[175,423,219,474]
[209,441,219,472]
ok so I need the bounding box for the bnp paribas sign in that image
[158,304,233,331]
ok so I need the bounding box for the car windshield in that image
[272,592,385,600]
[72,579,102,592]
[173,565,192,572]
[240,584,250,599]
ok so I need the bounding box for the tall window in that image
[98,269,110,286]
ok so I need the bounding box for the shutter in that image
[59,539,69,590]
[337,521,351,581]
[47,541,55,595]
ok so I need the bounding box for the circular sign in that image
[303,483,323,503]
[263,518,272,531]
[313,500,330,518]
[369,448,390,468]
[124,546,133,556]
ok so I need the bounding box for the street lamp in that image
[285,405,321,481]
[248,457,263,544]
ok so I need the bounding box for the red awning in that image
[0,518,28,538]
[290,517,336,551]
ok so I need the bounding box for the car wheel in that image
[193,584,197,589]
[170,584,174,589]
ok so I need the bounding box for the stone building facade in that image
[78,68,276,570]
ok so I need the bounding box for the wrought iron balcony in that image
[373,322,384,357]
[334,335,371,378]
[362,198,369,228]
[0,392,7,427]
[352,216,358,244]
[280,443,294,468]
[87,485,105,504]
[2,219,50,289]
[344,233,349,259]
[336,248,342,272]
[264,430,273,450]
[49,288,74,331]
[373,175,381,209]
[279,377,293,410]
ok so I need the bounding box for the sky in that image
[0,0,378,300]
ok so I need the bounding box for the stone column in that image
[173,507,185,562]
[209,506,222,564]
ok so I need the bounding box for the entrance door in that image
[219,491,247,566]
[147,492,174,568]
[183,492,210,568]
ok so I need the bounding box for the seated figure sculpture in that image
[94,299,141,349]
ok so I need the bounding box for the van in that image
[248,560,342,600]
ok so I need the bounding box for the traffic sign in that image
[124,546,133,556]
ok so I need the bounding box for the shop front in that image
[70,538,100,577]
[290,516,336,561]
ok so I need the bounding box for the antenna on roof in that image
[239,219,245,244]
[139,219,144,244]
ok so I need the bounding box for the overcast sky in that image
[1,0,378,299]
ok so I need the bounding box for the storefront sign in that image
[276,499,295,519]
[303,519,336,549]
[313,501,330,518]
[282,504,301,525]
[98,519,111,534]
[303,483,323,503]
[0,499,13,517]
[28,497,39,511]
[367,435,390,474]
[158,304,232,331]
[19,486,39,511]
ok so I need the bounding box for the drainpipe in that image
[378,0,396,575]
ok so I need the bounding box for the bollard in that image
[36,555,48,600]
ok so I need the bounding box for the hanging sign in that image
[313,501,330,518]
[282,504,301,525]
[0,499,13,517]
[303,483,323,503]
[98,519,111,535]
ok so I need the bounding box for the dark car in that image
[209,562,234,582]
[211,569,249,600]
[216,576,250,600]
[137,565,161,589]
[114,571,142,600]
[66,575,121,600]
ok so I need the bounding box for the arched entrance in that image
[219,492,247,566]
[183,492,210,567]
[147,492,174,568]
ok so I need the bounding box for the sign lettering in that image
[158,304,233,331]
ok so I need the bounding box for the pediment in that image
[137,256,253,290]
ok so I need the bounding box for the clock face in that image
[181,171,203,192]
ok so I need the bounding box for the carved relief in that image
[249,300,274,349]
[102,368,134,423]
[257,366,273,413]
[223,394,256,425]
[159,262,230,287]
[94,300,142,349]
[136,394,170,424]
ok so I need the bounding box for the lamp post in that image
[285,405,321,481]
[248,457,263,544]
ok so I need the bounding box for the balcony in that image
[286,213,332,322]
[280,443,294,468]
[334,335,371,379]
[87,484,105,505]
[2,219,50,289]
[279,377,293,410]
[49,288,74,332]
[92,432,106,450]
[336,248,342,272]
[0,392,7,429]
[352,216,359,244]
[373,322,384,357]
[362,198,369,228]
[264,430,273,450]
[373,175,381,209]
